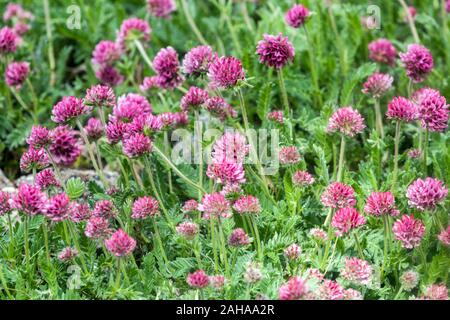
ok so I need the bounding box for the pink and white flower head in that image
[284,244,301,261]
[317,280,345,300]
[116,18,151,51]
[106,118,128,144]
[438,226,450,246]
[180,86,209,112]
[362,72,393,99]
[147,0,176,18]
[84,118,103,140]
[233,195,261,214]
[20,147,49,173]
[10,183,47,216]
[52,96,89,123]
[285,4,310,28]
[69,202,92,223]
[105,229,136,257]
[279,146,301,165]
[206,160,245,185]
[209,275,226,289]
[400,270,419,291]
[5,61,29,89]
[85,217,111,239]
[420,284,448,300]
[406,177,448,211]
[58,247,79,262]
[340,257,372,285]
[400,44,434,83]
[84,84,116,108]
[332,207,366,236]
[309,228,328,242]
[416,90,449,132]
[96,65,124,86]
[140,76,159,91]
[212,132,249,163]
[187,269,209,288]
[343,289,363,300]
[220,183,242,198]
[199,192,232,219]
[228,228,251,247]
[305,268,325,283]
[49,126,81,166]
[368,39,397,66]
[93,200,116,219]
[364,191,400,217]
[0,27,18,54]
[386,96,417,122]
[0,191,12,216]
[393,214,425,249]
[153,47,184,89]
[27,126,52,149]
[207,56,245,89]
[279,277,309,300]
[182,199,199,213]
[292,170,315,186]
[91,40,121,67]
[267,110,283,124]
[176,221,199,240]
[3,3,33,22]
[321,182,357,209]
[327,106,365,137]
[182,45,215,76]
[132,196,159,219]
[205,97,237,121]
[44,193,70,222]
[122,133,152,158]
[406,149,422,160]
[114,93,152,122]
[412,87,440,105]
[256,33,295,69]
[244,262,263,283]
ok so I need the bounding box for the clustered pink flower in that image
[408,148,422,159]
[0,27,18,54]
[93,200,116,219]
[206,160,245,185]
[205,97,237,121]
[221,183,242,197]
[176,221,199,240]
[208,56,245,89]
[364,191,400,217]
[116,18,151,51]
[317,280,345,300]
[292,170,315,186]
[3,3,33,22]
[327,107,366,137]
[69,202,92,223]
[182,45,215,76]
[233,195,261,214]
[57,247,79,262]
[256,33,295,69]
[52,96,89,123]
[84,118,103,140]
[49,125,82,166]
[321,182,357,209]
[106,118,128,144]
[438,226,450,246]
[305,268,325,282]
[279,146,301,165]
[368,38,397,66]
[20,147,49,172]
[419,284,448,300]
[199,192,232,219]
[386,96,417,122]
[309,228,328,242]
[285,4,310,28]
[244,262,263,283]
[84,84,116,108]
[406,177,448,211]
[132,196,159,219]
[113,93,152,122]
[212,132,249,163]
[182,199,199,212]
[10,183,47,216]
[85,217,111,239]
[284,244,301,260]
[91,40,121,67]
[279,277,309,300]
[400,270,419,291]
[267,110,283,123]
[340,257,372,285]
[96,65,124,86]
[27,126,52,149]
[147,0,176,18]
[209,275,226,289]
[5,61,29,89]
[187,269,209,288]
[362,72,393,99]
[400,44,434,83]
[152,47,184,89]
[0,191,12,216]
[180,86,209,112]
[140,76,159,91]
[332,207,366,236]
[105,229,136,257]
[44,193,70,222]
[343,289,363,300]
[228,228,250,247]
[416,90,449,132]
[392,214,425,249]
[122,133,152,158]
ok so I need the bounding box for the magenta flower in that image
[279,146,301,165]
[447,0,450,13]
[208,56,245,89]
[205,96,237,121]
[362,72,393,99]
[0,27,18,54]
[84,84,116,108]
[92,199,116,219]
[85,217,111,239]
[386,96,417,122]
[116,18,151,51]
[256,33,295,69]
[69,202,92,223]
[392,214,425,249]
[228,228,250,247]
[285,4,310,28]
[105,229,136,257]
[438,226,450,246]
[364,191,400,217]
[182,45,215,76]
[27,126,52,149]
[0,191,12,216]
[420,284,448,300]
[416,90,449,132]
[57,247,79,262]
[400,270,419,291]
[180,86,209,112]
[127,114,163,137]
[279,277,309,300]
[20,147,49,173]
[113,93,152,122]
[132,196,159,219]
[36,168,60,190]
[340,257,372,285]
[153,47,184,89]
[182,199,199,213]
[147,0,176,18]
[10,183,47,216]
[321,182,357,209]
[317,280,345,300]
[368,39,397,66]
[44,193,70,222]
[233,195,261,214]
[52,96,89,123]
[5,61,29,89]
[122,133,152,158]
[84,118,103,140]
[91,40,121,67]
[176,221,199,240]
[187,270,209,288]
[406,177,448,210]
[206,160,245,185]
[106,118,128,144]
[292,170,315,186]
[268,110,283,124]
[284,244,301,261]
[332,207,366,236]
[327,107,366,137]
[49,125,81,166]
[212,132,249,163]
[199,192,232,219]
[400,44,434,83]
[95,65,124,86]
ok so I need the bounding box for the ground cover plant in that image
[0,0,449,300]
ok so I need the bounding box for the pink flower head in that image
[340,257,372,285]
[95,65,124,86]
[268,110,283,123]
[327,106,366,137]
[147,0,176,18]
[125,111,162,137]
[0,191,12,216]
[57,247,78,262]
[20,147,49,173]
[105,229,136,257]
[209,275,226,289]
[10,183,47,216]
[438,226,450,246]
[117,18,151,51]
[132,196,159,219]
[332,207,366,236]
[93,199,116,219]
[244,262,263,283]
[284,244,301,260]
[199,192,232,219]
[362,72,393,99]
[220,183,242,198]
[0,27,17,54]
[84,118,103,140]
[317,280,345,300]
[233,195,261,214]
[69,202,92,223]
[309,228,328,242]
[180,86,209,112]
[114,93,152,122]
[27,126,52,149]
[44,193,70,222]
[400,44,434,83]
[279,146,301,165]
[393,214,425,249]
[256,33,295,69]
[343,289,363,300]
[279,277,309,300]
[5,61,29,89]
[91,40,121,66]
[187,269,209,288]
[416,90,449,132]
[368,39,397,66]
[85,217,111,239]
[406,177,448,211]
[400,270,419,291]
[386,96,417,122]
[84,84,116,108]
[3,3,33,22]
[447,0,450,13]
[207,56,245,89]
[285,4,310,28]
[122,132,152,158]
[212,132,249,163]
[206,160,245,185]
[153,47,184,89]
[205,96,237,121]
[228,228,250,247]
[403,6,417,22]
[140,76,159,91]
[321,182,357,209]
[182,199,199,212]
[52,96,89,123]
[412,87,440,105]
[176,221,199,240]
[13,22,30,36]
[36,168,60,190]
[420,284,448,300]
[182,45,215,76]
[305,268,325,283]
[292,170,315,186]
[106,118,128,144]
[364,191,400,217]
[49,126,81,166]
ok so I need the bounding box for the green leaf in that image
[66,177,85,200]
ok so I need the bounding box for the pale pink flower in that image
[220,183,243,198]
[420,284,448,300]
[44,193,70,221]
[207,56,245,89]
[386,96,417,122]
[85,217,111,239]
[317,280,345,300]
[93,199,116,219]
[244,262,263,283]
[438,226,450,246]
[147,0,176,18]
[364,191,400,217]
[332,207,366,236]
[122,133,152,158]
[406,177,448,210]
[228,228,250,247]
[267,110,283,123]
[368,38,397,66]
[284,244,301,260]
[84,84,116,108]
[0,27,18,54]
[305,268,325,282]
[362,72,393,99]
[199,192,232,219]
[256,33,295,69]
[400,44,434,83]
[343,289,363,300]
[132,196,159,219]
[91,40,121,66]
[3,3,33,22]
[182,199,199,212]
[10,183,47,216]
[206,160,245,185]
[58,247,79,262]
[84,118,103,140]
[209,275,226,289]
[140,76,159,91]
[20,147,49,173]
[400,270,419,291]
[408,148,422,159]
[233,195,261,214]
[116,18,151,51]
[176,221,199,240]
[187,269,209,288]
[309,228,328,242]
[0,191,12,216]
[411,87,440,106]
[5,61,29,89]
[52,96,89,123]
[105,229,136,257]
[285,4,310,28]
[292,170,315,186]
[340,257,372,285]
[279,146,301,165]
[182,45,215,76]
[279,277,309,300]
[393,214,425,249]
[327,107,366,137]
[212,132,249,163]
[321,182,357,209]
[27,126,52,149]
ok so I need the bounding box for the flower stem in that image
[24,216,30,271]
[374,100,384,139]
[277,69,293,143]
[0,265,13,299]
[423,128,429,175]
[398,0,420,43]
[337,136,346,182]
[303,26,322,107]
[10,88,37,123]
[392,121,401,193]
[134,39,155,72]
[380,215,390,281]
[248,215,262,262]
[43,0,56,86]
[194,110,203,201]
[210,218,219,273]
[217,220,230,276]
[45,147,66,191]
[353,233,364,259]
[152,218,170,266]
[179,0,208,45]
[42,220,51,266]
